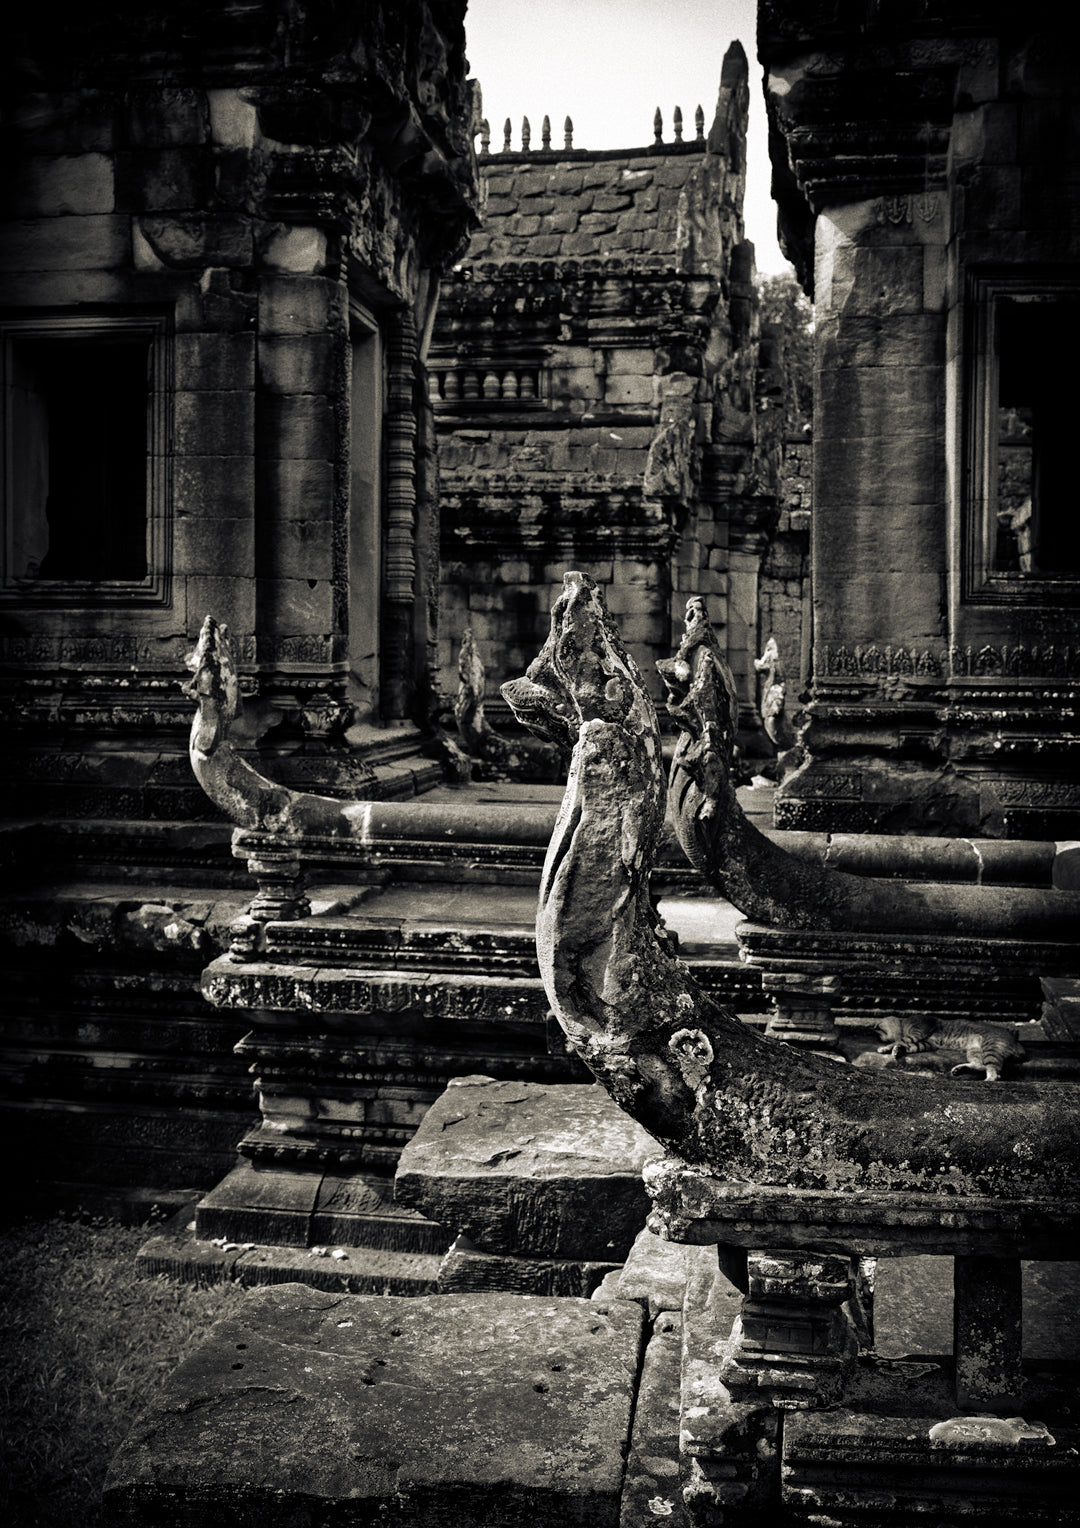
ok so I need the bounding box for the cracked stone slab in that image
[104,1284,646,1527]
[394,1076,661,1261]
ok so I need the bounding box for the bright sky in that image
[463,0,791,276]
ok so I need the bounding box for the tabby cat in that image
[875,1014,1026,1082]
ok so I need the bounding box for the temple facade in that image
[1,0,479,828]
[0,0,480,1189]
[432,45,801,750]
[760,1,1080,837]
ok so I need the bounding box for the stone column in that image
[953,1255,1023,1411]
[382,309,418,719]
[762,971,841,1048]
[720,1249,859,1408]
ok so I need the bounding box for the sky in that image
[462,0,791,276]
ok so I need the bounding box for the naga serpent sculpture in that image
[184,614,384,839]
[501,572,1080,1201]
[658,595,1079,939]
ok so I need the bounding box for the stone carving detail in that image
[502,573,1079,1199]
[658,596,1076,941]
[452,627,520,777]
[819,640,1080,681]
[875,193,939,225]
[185,616,385,928]
[754,634,806,780]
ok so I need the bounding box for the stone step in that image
[395,1076,660,1263]
[194,1161,450,1254]
[137,1203,443,1296]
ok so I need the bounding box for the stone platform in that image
[103,1285,647,1527]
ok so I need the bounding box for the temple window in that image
[964,272,1080,600]
[1,313,172,604]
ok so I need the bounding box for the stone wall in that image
[432,44,787,739]
[761,3,1080,837]
[1,0,479,826]
[0,0,480,1194]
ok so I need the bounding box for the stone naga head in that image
[500,570,657,752]
[754,635,782,675]
[183,615,241,758]
[656,596,739,761]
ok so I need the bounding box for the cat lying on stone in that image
[874,1014,1027,1082]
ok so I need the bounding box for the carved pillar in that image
[763,971,841,1048]
[382,308,418,719]
[720,1249,859,1408]
[238,835,310,924]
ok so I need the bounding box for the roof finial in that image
[653,107,663,145]
[522,115,531,152]
[479,118,490,156]
[564,115,574,150]
[542,114,551,150]
[503,116,512,151]
[673,105,683,142]
[695,104,705,141]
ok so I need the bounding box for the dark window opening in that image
[994,298,1080,577]
[12,336,150,582]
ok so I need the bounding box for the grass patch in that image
[0,1212,248,1528]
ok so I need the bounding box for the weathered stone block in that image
[103,1285,645,1527]
[607,347,655,375]
[256,520,334,581]
[0,213,129,272]
[174,332,255,391]
[10,91,117,154]
[618,1312,685,1525]
[613,1228,722,1318]
[136,214,251,269]
[258,334,341,396]
[605,375,654,406]
[125,88,207,147]
[260,225,328,275]
[175,390,255,457]
[437,1235,618,1297]
[182,574,254,635]
[197,1162,323,1245]
[13,153,115,216]
[394,1076,659,1261]
[257,394,335,461]
[115,148,208,212]
[174,456,254,519]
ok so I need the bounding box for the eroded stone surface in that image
[437,1234,617,1297]
[607,1227,722,1319]
[394,1076,660,1260]
[104,1284,645,1527]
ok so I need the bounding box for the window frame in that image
[0,310,173,606]
[963,267,1080,605]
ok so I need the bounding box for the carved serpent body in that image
[503,573,1079,1199]
[659,597,1078,939]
